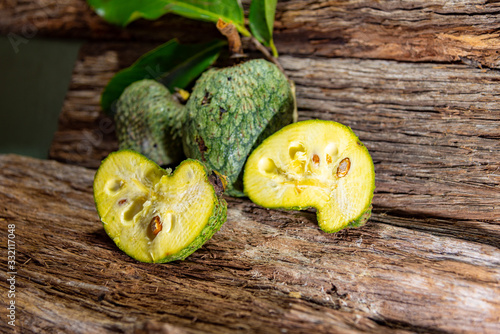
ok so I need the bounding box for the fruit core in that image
[257,141,352,194]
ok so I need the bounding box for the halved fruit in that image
[243,120,375,233]
[93,150,227,263]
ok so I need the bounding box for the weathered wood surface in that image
[1,0,500,332]
[1,154,499,334]
[2,0,500,68]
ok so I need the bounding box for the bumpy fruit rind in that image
[93,150,227,263]
[115,80,186,166]
[243,120,375,233]
[182,59,295,197]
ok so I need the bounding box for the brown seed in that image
[118,199,127,205]
[312,154,320,165]
[336,158,351,178]
[326,154,332,164]
[150,216,162,236]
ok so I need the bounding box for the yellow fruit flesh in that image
[244,120,375,232]
[94,152,215,262]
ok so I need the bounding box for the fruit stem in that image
[250,37,288,80]
[216,19,244,57]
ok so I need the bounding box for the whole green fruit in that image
[182,59,295,196]
[115,79,186,166]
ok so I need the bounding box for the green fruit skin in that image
[158,191,227,263]
[278,206,372,233]
[115,80,187,166]
[93,151,227,263]
[182,59,295,197]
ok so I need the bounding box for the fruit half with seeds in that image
[243,120,375,233]
[93,150,227,263]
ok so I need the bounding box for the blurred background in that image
[0,36,81,158]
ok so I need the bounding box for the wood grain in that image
[1,154,499,333]
[2,0,500,68]
[0,0,220,43]
[2,0,500,333]
[275,0,500,68]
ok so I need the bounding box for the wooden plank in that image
[2,0,500,67]
[0,0,219,43]
[3,1,499,332]
[48,42,500,220]
[275,0,500,68]
[0,154,499,333]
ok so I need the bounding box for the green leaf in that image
[167,1,249,36]
[87,0,168,26]
[101,39,226,114]
[249,0,278,57]
[87,0,250,36]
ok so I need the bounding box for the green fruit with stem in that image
[182,59,295,197]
